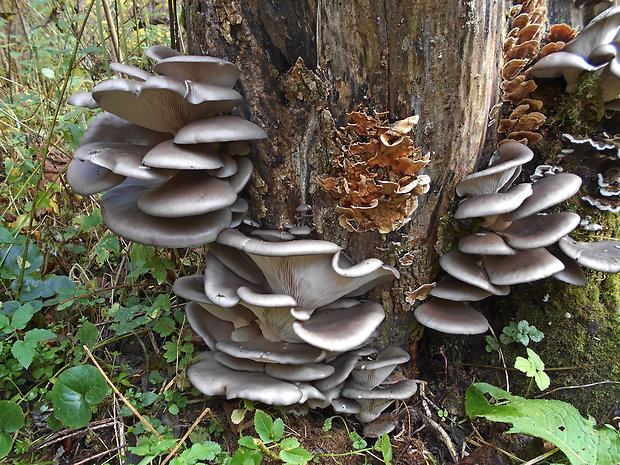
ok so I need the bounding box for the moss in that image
[497,272,620,420]
[547,73,606,138]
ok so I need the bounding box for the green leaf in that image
[93,235,120,265]
[175,442,221,463]
[349,431,367,450]
[11,303,38,330]
[11,340,35,368]
[0,226,14,244]
[1,243,43,276]
[514,355,534,376]
[321,417,333,431]
[0,432,12,459]
[535,371,551,391]
[231,408,246,425]
[466,383,620,465]
[254,410,274,443]
[279,437,300,451]
[279,447,313,464]
[231,447,262,465]
[41,67,55,79]
[0,401,24,433]
[76,321,99,348]
[238,436,258,449]
[377,434,392,464]
[24,328,55,346]
[79,211,103,231]
[51,365,109,428]
[527,348,545,372]
[272,418,284,442]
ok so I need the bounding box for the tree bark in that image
[184,0,506,351]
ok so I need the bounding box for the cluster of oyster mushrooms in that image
[530,5,620,110]
[173,229,418,434]
[414,141,620,334]
[66,45,266,247]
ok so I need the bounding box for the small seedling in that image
[514,348,550,392]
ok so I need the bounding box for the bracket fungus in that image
[413,141,618,335]
[67,46,266,247]
[174,229,418,425]
[319,111,431,233]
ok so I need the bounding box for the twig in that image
[536,380,620,397]
[56,282,158,307]
[521,447,560,465]
[419,393,459,462]
[34,419,115,450]
[83,345,165,442]
[160,405,213,465]
[72,446,123,465]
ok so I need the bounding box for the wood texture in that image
[184,0,507,346]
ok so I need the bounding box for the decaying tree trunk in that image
[184,0,506,350]
[184,0,620,417]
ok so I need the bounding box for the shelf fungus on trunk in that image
[66,45,266,247]
[414,141,620,335]
[318,111,431,233]
[173,229,418,428]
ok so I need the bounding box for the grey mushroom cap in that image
[264,362,335,382]
[218,229,340,256]
[342,379,419,423]
[92,77,242,134]
[454,183,533,219]
[497,212,582,250]
[208,153,238,178]
[216,335,326,365]
[250,230,296,242]
[186,301,235,350]
[558,236,620,272]
[203,251,256,307]
[548,248,588,286]
[292,301,385,352]
[331,398,361,414]
[109,62,153,81]
[313,353,362,391]
[136,171,238,218]
[145,45,182,62]
[414,298,489,335]
[80,112,169,147]
[172,275,213,304]
[153,55,241,87]
[67,91,99,109]
[483,248,565,285]
[439,250,510,295]
[456,142,534,197]
[213,351,264,372]
[188,351,306,405]
[529,52,597,93]
[102,179,232,247]
[429,275,494,301]
[502,173,583,221]
[599,55,620,102]
[227,157,254,193]
[562,6,620,59]
[458,231,517,256]
[74,142,175,181]
[363,419,397,438]
[174,115,268,144]
[142,140,224,170]
[587,43,618,66]
[66,159,125,195]
[350,346,410,390]
[207,243,264,284]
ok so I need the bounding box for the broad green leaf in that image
[1,243,43,276]
[0,226,14,244]
[280,437,300,451]
[94,235,120,265]
[279,447,313,464]
[0,432,12,459]
[12,275,45,301]
[379,434,392,464]
[254,410,274,443]
[38,276,76,298]
[51,365,109,428]
[272,417,285,442]
[173,442,221,463]
[11,303,37,330]
[231,447,262,465]
[231,408,246,425]
[76,321,99,348]
[466,383,620,465]
[24,328,55,344]
[321,417,333,431]
[41,67,55,79]
[514,356,534,376]
[535,371,551,391]
[0,401,24,433]
[79,211,103,231]
[11,340,35,368]
[238,436,258,449]
[527,348,545,372]
[0,314,10,332]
